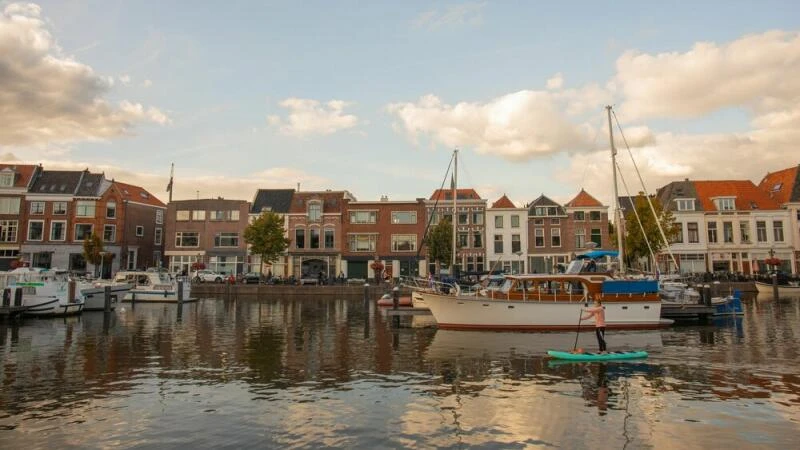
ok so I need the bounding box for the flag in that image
[166,177,173,193]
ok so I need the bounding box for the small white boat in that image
[79,280,132,311]
[1,268,84,316]
[114,271,194,302]
[754,281,800,296]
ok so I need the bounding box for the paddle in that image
[572,308,583,352]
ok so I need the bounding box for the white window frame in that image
[493,234,503,253]
[0,198,21,214]
[28,220,45,241]
[175,232,200,247]
[154,228,163,245]
[136,225,144,237]
[230,210,240,221]
[50,220,67,242]
[30,201,45,215]
[511,215,520,228]
[324,228,335,248]
[0,172,13,187]
[52,201,67,215]
[551,228,561,247]
[75,200,96,217]
[675,199,696,211]
[308,201,322,222]
[176,210,190,221]
[350,210,377,224]
[714,197,736,211]
[156,209,164,224]
[391,234,417,252]
[391,211,417,224]
[534,228,544,248]
[106,201,117,219]
[103,224,116,243]
[494,215,504,229]
[773,221,784,242]
[214,232,239,248]
[0,220,18,242]
[74,223,93,240]
[348,234,377,252]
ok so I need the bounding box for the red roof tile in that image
[491,194,516,208]
[429,188,482,200]
[565,189,603,207]
[0,164,38,188]
[112,181,166,208]
[758,166,799,204]
[693,180,780,211]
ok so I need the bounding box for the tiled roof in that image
[693,180,781,211]
[112,181,166,207]
[28,170,84,195]
[565,189,603,207]
[758,165,800,204]
[289,191,348,213]
[656,180,701,211]
[490,194,516,209]
[251,189,294,214]
[75,172,104,197]
[429,188,482,201]
[527,194,566,216]
[0,164,39,188]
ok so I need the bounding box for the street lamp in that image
[513,251,523,274]
[99,251,108,280]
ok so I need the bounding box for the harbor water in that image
[1,294,798,449]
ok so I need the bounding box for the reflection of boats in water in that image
[754,281,800,296]
[425,329,663,360]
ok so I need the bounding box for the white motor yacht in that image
[1,268,84,316]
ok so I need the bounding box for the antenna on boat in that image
[607,106,626,275]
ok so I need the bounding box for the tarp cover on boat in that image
[576,250,619,260]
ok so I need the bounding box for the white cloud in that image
[546,73,564,90]
[0,3,169,147]
[267,98,359,137]
[142,79,153,88]
[119,74,131,85]
[413,2,487,29]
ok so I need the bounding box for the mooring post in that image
[392,286,400,310]
[178,280,184,304]
[702,284,711,307]
[68,280,76,303]
[772,273,779,300]
[363,283,369,309]
[103,286,112,312]
[13,288,23,307]
[2,288,10,307]
[131,291,136,307]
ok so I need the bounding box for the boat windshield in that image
[499,279,514,293]
[158,273,171,283]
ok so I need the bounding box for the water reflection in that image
[0,295,798,448]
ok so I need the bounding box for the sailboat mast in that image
[607,106,625,274]
[451,149,458,276]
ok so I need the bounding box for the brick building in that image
[249,189,295,276]
[341,196,427,280]
[564,189,610,253]
[0,164,41,270]
[526,194,569,274]
[165,198,251,276]
[425,188,486,275]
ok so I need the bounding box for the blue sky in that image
[4,0,800,205]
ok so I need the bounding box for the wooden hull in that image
[420,292,668,330]
[754,281,800,296]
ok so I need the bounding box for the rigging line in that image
[582,111,606,187]
[612,109,679,273]
[417,151,456,261]
[616,160,658,268]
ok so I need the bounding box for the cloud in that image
[546,73,564,90]
[0,3,169,147]
[413,2,487,29]
[119,74,131,85]
[267,98,359,137]
[142,79,153,88]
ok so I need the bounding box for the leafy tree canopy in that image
[623,194,679,268]
[426,218,453,274]
[243,212,290,268]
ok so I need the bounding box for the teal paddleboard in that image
[547,350,648,361]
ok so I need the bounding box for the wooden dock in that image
[0,306,28,319]
[661,304,715,320]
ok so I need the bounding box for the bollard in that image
[711,282,720,299]
[131,291,136,306]
[14,287,23,307]
[2,288,9,307]
[68,280,76,303]
[392,286,400,310]
[177,280,184,304]
[363,283,370,308]
[702,285,711,307]
[772,273,779,300]
[104,285,112,312]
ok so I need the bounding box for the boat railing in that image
[399,276,459,295]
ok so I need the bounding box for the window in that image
[458,213,468,225]
[75,224,93,240]
[590,228,602,247]
[714,198,735,211]
[136,226,144,237]
[177,210,190,221]
[739,222,750,243]
[512,234,521,253]
[53,201,67,215]
[28,221,44,241]
[494,234,503,253]
[295,229,305,249]
[473,232,482,248]
[103,225,116,242]
[350,211,377,224]
[154,228,163,245]
[673,224,684,243]
[193,210,207,221]
[392,211,417,224]
[687,222,699,243]
[0,172,13,187]
[574,211,585,221]
[310,228,320,248]
[535,229,544,247]
[534,206,560,216]
[756,221,767,242]
[392,234,417,251]
[308,202,321,221]
[551,229,561,247]
[458,232,468,248]
[156,209,164,224]
[0,220,18,242]
[30,201,45,215]
[0,198,20,214]
[533,219,544,225]
[106,202,117,219]
[230,210,240,221]
[50,221,66,241]
[511,215,520,228]
[210,210,225,221]
[75,200,95,217]
[495,216,504,228]
[773,221,784,242]
[175,232,199,247]
[589,211,602,221]
[708,222,718,243]
[723,221,734,243]
[214,232,239,247]
[575,229,585,249]
[472,213,483,225]
[324,229,334,248]
[551,218,560,225]
[348,234,377,252]
[676,199,695,211]
[429,212,439,225]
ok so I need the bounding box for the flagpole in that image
[167,163,174,202]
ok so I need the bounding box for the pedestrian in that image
[581,299,607,353]
[317,271,323,285]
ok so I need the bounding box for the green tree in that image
[83,233,104,277]
[623,195,679,270]
[243,212,290,278]
[426,218,453,275]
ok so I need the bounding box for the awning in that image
[576,250,619,260]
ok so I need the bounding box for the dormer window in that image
[713,198,735,211]
[308,201,321,221]
[675,199,695,211]
[0,172,14,187]
[772,183,782,192]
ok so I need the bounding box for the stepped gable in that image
[565,189,602,207]
[429,188,481,201]
[251,189,294,214]
[113,181,166,207]
[693,180,780,211]
[758,165,800,204]
[490,194,515,209]
[0,164,39,188]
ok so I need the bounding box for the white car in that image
[193,270,224,283]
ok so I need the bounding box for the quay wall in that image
[191,283,411,298]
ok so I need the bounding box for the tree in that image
[243,212,290,278]
[83,233,104,277]
[623,195,679,271]
[426,218,453,275]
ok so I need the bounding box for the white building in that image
[486,195,527,274]
[759,165,800,275]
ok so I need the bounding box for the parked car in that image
[240,272,264,284]
[193,270,224,283]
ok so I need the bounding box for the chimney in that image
[297,182,300,192]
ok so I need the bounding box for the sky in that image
[3,0,800,207]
